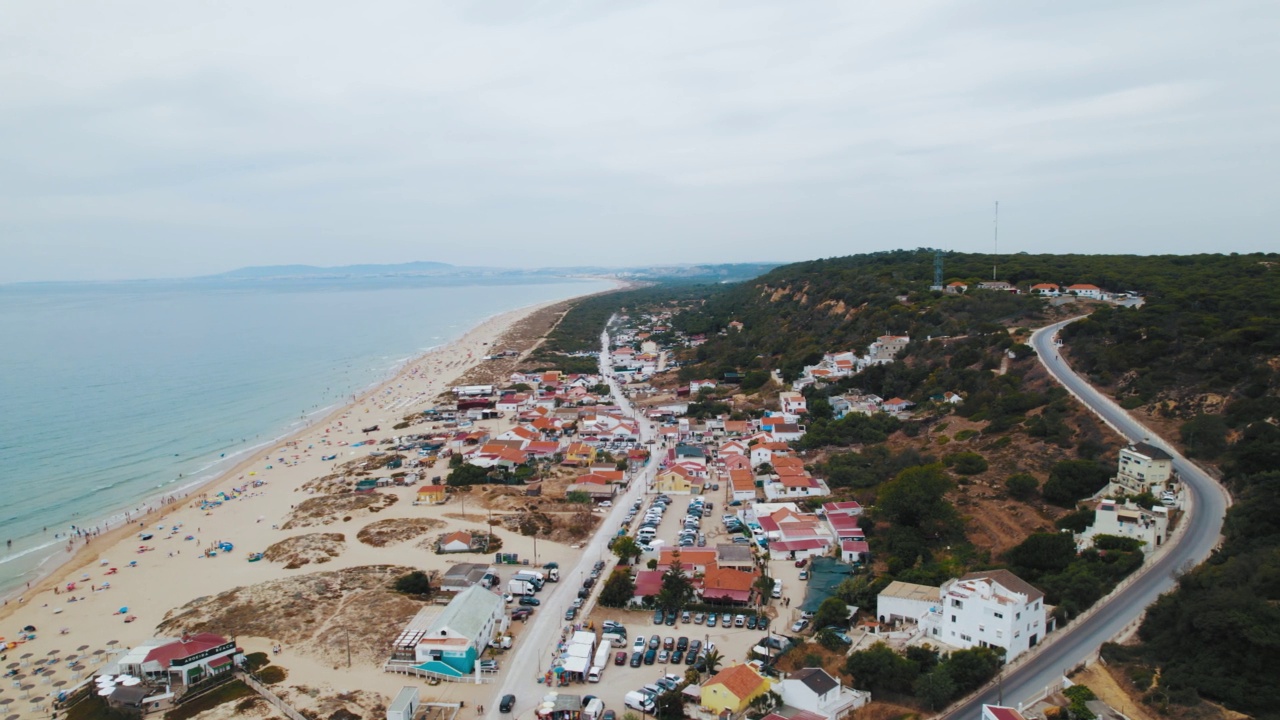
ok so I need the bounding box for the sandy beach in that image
[0,293,612,718]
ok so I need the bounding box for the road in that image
[947,318,1231,717]
[488,327,659,719]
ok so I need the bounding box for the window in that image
[1016,612,1021,620]
[960,634,972,642]
[996,631,1003,638]
[994,612,1003,619]
[952,598,964,609]
[951,615,957,623]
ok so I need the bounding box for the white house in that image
[413,585,508,676]
[1113,442,1175,494]
[778,392,808,415]
[929,570,1047,661]
[876,581,941,625]
[1078,499,1169,553]
[1065,283,1104,299]
[775,668,870,719]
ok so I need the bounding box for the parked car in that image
[681,610,692,623]
[671,649,684,664]
[500,695,516,713]
[615,651,627,665]
[721,613,734,626]
[665,613,676,626]
[791,618,809,633]
[653,609,665,625]
[657,650,669,663]
[518,597,541,606]
[565,608,577,621]
[633,636,647,652]
[693,612,705,625]
[649,634,661,649]
[644,648,657,665]
[706,614,718,628]
[746,615,758,629]
[799,570,809,580]
[602,711,616,720]
[794,558,808,568]
[511,607,532,620]
[630,651,643,667]
[663,637,674,650]
[676,636,689,651]
[734,614,746,627]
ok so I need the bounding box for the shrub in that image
[946,452,989,475]
[257,665,287,684]
[1005,473,1039,500]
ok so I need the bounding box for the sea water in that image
[0,275,611,595]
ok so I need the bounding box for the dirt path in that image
[1074,664,1158,720]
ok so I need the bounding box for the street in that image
[946,318,1231,717]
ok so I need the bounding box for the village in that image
[67,280,1180,720]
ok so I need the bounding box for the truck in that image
[513,571,544,590]
[507,579,537,596]
[547,567,560,582]
[591,644,611,680]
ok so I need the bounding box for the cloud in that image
[1,0,1276,281]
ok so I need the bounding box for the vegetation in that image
[1041,460,1111,506]
[655,558,696,613]
[811,596,851,630]
[598,569,637,608]
[1004,532,1144,623]
[611,535,643,565]
[844,642,1002,707]
[392,570,435,598]
[163,680,255,720]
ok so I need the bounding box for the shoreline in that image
[0,283,618,616]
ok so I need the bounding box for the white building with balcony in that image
[926,570,1047,662]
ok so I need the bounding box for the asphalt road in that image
[488,328,660,720]
[946,318,1231,717]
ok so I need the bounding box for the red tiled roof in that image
[706,664,769,701]
[417,485,445,494]
[633,570,663,598]
[142,633,230,670]
[771,538,829,551]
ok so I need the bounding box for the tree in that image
[566,491,591,504]
[654,690,685,720]
[812,597,850,630]
[1042,460,1111,506]
[914,669,957,710]
[656,559,695,613]
[938,646,1003,695]
[843,642,918,695]
[393,570,435,598]
[1005,532,1077,582]
[1005,473,1039,500]
[945,452,989,475]
[1180,414,1228,459]
[701,649,724,676]
[599,570,637,608]
[876,464,959,535]
[446,463,492,487]
[612,536,643,565]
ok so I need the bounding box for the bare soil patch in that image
[263,533,347,569]
[158,565,423,666]
[450,300,576,388]
[356,517,446,547]
[282,493,398,529]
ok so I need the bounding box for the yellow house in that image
[701,663,772,715]
[654,466,702,495]
[563,442,597,467]
[416,484,447,504]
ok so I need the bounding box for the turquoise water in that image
[0,276,610,594]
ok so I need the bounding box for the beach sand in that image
[0,294,609,718]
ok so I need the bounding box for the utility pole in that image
[345,626,351,668]
[992,200,1000,281]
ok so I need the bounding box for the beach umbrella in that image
[6,713,20,720]
[95,676,114,685]
[106,640,118,647]
[97,687,114,697]
[76,645,89,652]
[46,649,59,656]
[17,654,30,661]
[120,677,140,687]
[52,680,66,689]
[4,664,15,670]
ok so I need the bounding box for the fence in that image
[239,671,308,720]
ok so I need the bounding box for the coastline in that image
[0,284,615,619]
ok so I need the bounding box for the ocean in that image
[0,275,611,596]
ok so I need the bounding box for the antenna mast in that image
[992,200,999,281]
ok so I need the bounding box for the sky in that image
[2,1,1277,282]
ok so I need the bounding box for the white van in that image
[587,667,602,683]
[637,527,657,541]
[583,697,605,720]
[772,580,783,599]
[625,692,655,713]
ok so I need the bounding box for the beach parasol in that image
[4,664,15,670]
[106,639,119,647]
[0,699,10,707]
[120,676,140,687]
[17,654,31,661]
[52,680,66,689]
[97,687,114,697]
[46,649,59,656]
[5,713,19,720]
[76,645,89,652]
[95,675,114,685]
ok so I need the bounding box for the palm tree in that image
[701,648,724,677]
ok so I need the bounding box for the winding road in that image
[946,317,1231,717]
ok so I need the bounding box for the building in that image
[438,531,473,553]
[116,633,240,688]
[715,544,756,571]
[416,485,447,504]
[775,668,870,719]
[1113,442,1175,494]
[876,581,941,625]
[655,465,702,495]
[701,663,773,715]
[439,563,497,594]
[778,392,808,415]
[413,585,508,676]
[983,706,1029,720]
[1029,283,1061,296]
[1065,283,1104,299]
[868,335,910,364]
[1078,499,1169,553]
[728,469,758,503]
[931,570,1047,661]
[700,566,758,605]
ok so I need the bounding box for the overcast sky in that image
[2,1,1277,282]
